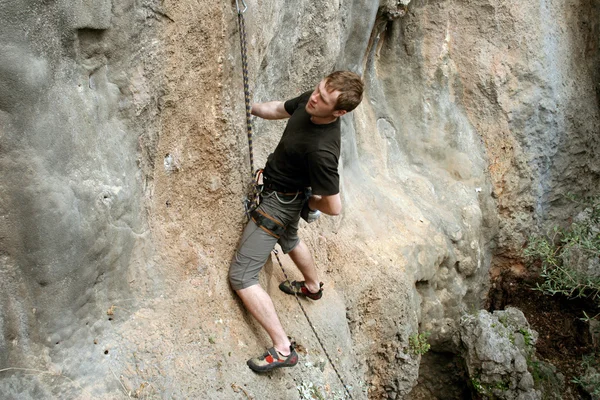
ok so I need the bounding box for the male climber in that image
[229,71,364,372]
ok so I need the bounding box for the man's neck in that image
[310,115,338,125]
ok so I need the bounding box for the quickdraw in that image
[244,169,263,218]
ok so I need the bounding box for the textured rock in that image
[579,366,600,400]
[0,0,598,398]
[0,0,159,396]
[459,308,540,400]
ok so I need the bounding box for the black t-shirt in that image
[263,91,341,196]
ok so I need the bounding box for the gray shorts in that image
[229,190,305,291]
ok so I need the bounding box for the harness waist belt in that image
[251,209,285,238]
[263,183,304,194]
[262,174,304,194]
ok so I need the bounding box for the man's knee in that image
[229,263,249,291]
[280,237,300,254]
[229,252,261,291]
[229,270,243,292]
[230,219,278,290]
[278,228,300,254]
[229,276,256,291]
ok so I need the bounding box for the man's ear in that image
[332,109,347,118]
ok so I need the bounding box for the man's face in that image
[305,79,346,119]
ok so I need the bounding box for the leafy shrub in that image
[571,353,600,398]
[525,196,600,303]
[408,331,431,356]
[525,195,600,397]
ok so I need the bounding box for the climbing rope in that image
[236,0,263,218]
[273,250,355,400]
[235,0,254,175]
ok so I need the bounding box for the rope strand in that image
[237,10,254,176]
[273,250,355,400]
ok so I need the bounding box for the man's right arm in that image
[308,194,342,216]
[251,101,291,120]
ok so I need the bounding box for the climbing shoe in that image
[247,346,298,372]
[279,280,324,300]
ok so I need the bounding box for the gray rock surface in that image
[579,366,600,400]
[458,307,540,400]
[0,0,159,396]
[0,0,598,398]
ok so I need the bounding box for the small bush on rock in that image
[408,332,430,356]
[571,353,600,399]
[525,195,600,302]
[525,195,600,398]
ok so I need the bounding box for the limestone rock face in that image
[0,0,598,399]
[458,308,540,400]
[0,0,161,396]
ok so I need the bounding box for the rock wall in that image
[0,0,598,399]
[0,1,160,396]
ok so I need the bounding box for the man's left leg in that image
[288,240,321,294]
[278,217,323,299]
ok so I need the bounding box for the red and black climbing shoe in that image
[247,346,298,372]
[279,280,324,300]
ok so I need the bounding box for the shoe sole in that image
[247,361,298,372]
[279,282,322,300]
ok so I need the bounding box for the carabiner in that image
[235,0,247,13]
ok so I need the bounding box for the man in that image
[229,71,364,372]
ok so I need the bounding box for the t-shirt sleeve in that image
[306,151,339,195]
[284,91,311,115]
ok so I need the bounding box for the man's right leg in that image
[229,220,294,358]
[235,284,291,355]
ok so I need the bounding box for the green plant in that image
[471,377,486,395]
[408,331,431,356]
[525,195,600,303]
[494,380,510,391]
[571,353,600,398]
[580,310,600,323]
[297,381,325,400]
[528,360,544,385]
[525,195,600,398]
[508,332,515,344]
[519,328,533,347]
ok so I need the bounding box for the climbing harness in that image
[250,208,285,239]
[273,250,355,400]
[234,3,354,397]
